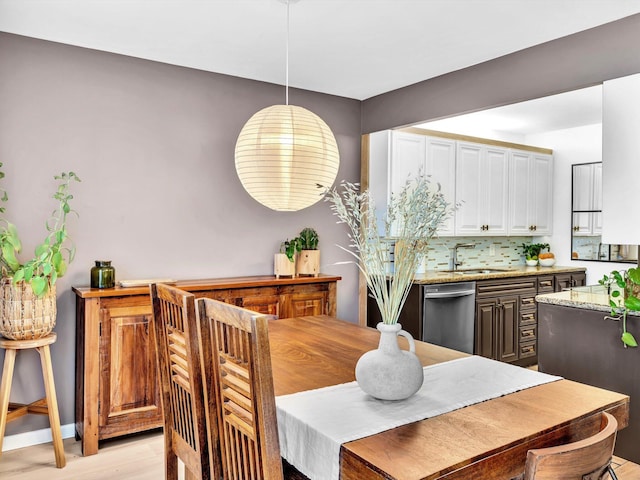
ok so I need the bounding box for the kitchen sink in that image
[440,268,512,275]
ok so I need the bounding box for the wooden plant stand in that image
[0,333,65,468]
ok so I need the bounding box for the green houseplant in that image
[0,163,80,339]
[296,227,320,277]
[274,237,301,278]
[521,242,550,265]
[599,267,640,348]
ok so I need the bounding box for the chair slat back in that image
[196,297,284,480]
[151,283,219,480]
[524,412,618,480]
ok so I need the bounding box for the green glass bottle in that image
[91,260,115,288]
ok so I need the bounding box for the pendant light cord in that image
[285,0,290,106]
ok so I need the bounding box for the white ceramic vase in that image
[355,322,424,400]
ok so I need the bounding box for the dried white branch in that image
[325,174,453,324]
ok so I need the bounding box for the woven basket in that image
[0,278,57,340]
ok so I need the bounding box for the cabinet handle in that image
[540,281,552,287]
[522,329,535,338]
[521,345,535,354]
[522,298,535,305]
[522,313,535,322]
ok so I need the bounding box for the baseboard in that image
[1,423,75,452]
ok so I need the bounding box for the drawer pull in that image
[522,314,535,321]
[522,298,535,304]
[540,281,552,287]
[521,329,535,338]
[521,345,535,354]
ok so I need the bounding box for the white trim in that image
[2,423,75,452]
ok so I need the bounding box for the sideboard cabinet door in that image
[98,301,162,440]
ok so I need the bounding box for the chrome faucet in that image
[450,242,476,270]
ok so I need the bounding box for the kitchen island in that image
[536,287,639,463]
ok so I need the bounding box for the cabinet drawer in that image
[537,276,555,294]
[476,278,537,297]
[520,341,537,359]
[520,294,536,310]
[520,310,536,325]
[520,325,537,342]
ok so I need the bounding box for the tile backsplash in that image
[420,236,534,272]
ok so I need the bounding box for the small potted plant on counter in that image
[296,227,320,277]
[274,237,301,279]
[521,242,550,266]
[599,267,640,348]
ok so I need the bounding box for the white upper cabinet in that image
[387,131,456,236]
[368,130,553,238]
[508,150,553,235]
[572,162,601,236]
[455,142,509,236]
[425,136,456,236]
[389,131,426,197]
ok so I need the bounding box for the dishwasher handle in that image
[424,289,475,299]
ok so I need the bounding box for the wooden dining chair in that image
[150,283,221,480]
[521,411,618,480]
[195,297,308,480]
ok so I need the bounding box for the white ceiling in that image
[0,1,639,134]
[1,0,640,101]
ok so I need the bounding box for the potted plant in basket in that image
[0,163,81,339]
[599,267,640,348]
[325,174,453,400]
[274,237,301,279]
[296,227,320,277]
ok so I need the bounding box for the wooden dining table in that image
[268,315,630,480]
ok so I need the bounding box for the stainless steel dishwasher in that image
[422,281,476,354]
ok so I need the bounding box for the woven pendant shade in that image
[235,104,340,211]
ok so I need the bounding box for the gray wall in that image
[0,32,361,436]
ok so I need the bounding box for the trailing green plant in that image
[599,267,640,348]
[298,227,319,250]
[280,237,302,262]
[325,174,452,324]
[0,163,81,296]
[520,242,550,261]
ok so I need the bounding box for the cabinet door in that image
[455,142,508,235]
[455,143,483,235]
[425,137,456,236]
[99,304,162,438]
[497,296,519,363]
[484,147,509,235]
[573,163,594,211]
[240,294,280,316]
[508,151,532,235]
[281,290,328,318]
[475,298,497,359]
[554,274,572,292]
[529,153,553,235]
[389,132,426,236]
[390,132,426,196]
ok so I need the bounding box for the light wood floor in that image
[0,431,639,479]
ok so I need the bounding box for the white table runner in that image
[275,355,562,480]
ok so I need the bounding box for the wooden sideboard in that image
[73,274,340,456]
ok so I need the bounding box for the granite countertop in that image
[536,287,611,314]
[536,284,640,317]
[412,265,586,285]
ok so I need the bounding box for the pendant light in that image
[234,0,340,212]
